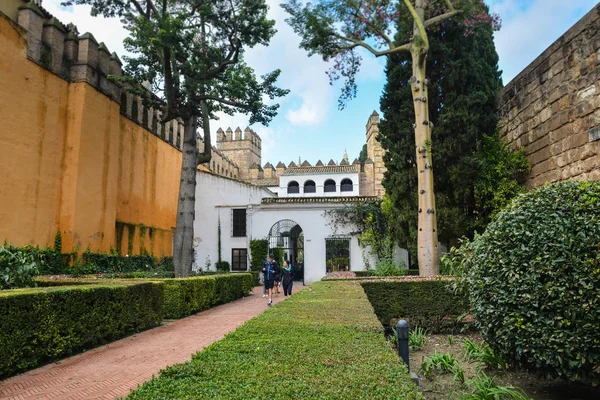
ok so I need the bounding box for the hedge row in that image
[0,282,163,379]
[162,274,254,319]
[126,281,422,399]
[360,279,469,333]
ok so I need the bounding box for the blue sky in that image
[44,0,598,166]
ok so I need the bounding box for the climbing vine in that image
[325,196,397,262]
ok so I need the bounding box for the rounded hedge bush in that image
[467,180,600,383]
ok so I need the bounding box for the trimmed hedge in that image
[126,281,422,399]
[0,282,163,379]
[457,181,600,383]
[360,279,469,332]
[162,273,254,319]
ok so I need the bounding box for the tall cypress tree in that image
[379,8,505,262]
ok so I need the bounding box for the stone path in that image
[0,285,301,400]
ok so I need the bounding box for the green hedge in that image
[126,281,422,399]
[249,239,268,271]
[162,274,254,319]
[360,279,469,333]
[0,282,163,379]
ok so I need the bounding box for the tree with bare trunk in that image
[65,0,289,276]
[281,0,499,276]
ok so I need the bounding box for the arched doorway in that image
[267,219,304,282]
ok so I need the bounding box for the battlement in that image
[7,0,185,150]
[216,126,262,153]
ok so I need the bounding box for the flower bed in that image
[125,281,423,399]
[0,282,163,379]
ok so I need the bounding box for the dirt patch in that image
[403,333,599,400]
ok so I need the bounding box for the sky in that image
[43,0,598,166]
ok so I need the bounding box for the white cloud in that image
[488,0,598,84]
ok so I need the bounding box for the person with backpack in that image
[262,254,280,306]
[281,259,294,296]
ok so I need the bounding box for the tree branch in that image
[204,39,241,79]
[347,5,394,48]
[424,9,462,29]
[334,34,411,57]
[199,95,246,109]
[161,47,178,122]
[129,0,146,17]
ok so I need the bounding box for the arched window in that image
[304,180,316,194]
[341,178,353,192]
[288,181,299,194]
[324,179,336,193]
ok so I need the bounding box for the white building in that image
[193,170,408,284]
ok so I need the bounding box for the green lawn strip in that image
[0,282,163,379]
[126,281,423,399]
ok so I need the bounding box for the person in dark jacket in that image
[262,254,280,306]
[281,259,293,296]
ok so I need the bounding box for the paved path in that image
[0,286,301,400]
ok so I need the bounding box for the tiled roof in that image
[262,196,378,204]
[281,165,359,175]
[248,178,280,187]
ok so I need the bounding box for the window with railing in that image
[304,180,316,193]
[324,179,336,193]
[288,181,300,194]
[341,178,353,192]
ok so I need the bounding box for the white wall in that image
[251,203,363,284]
[194,171,274,271]
[278,172,360,197]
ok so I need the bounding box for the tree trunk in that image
[172,114,198,277]
[412,0,440,276]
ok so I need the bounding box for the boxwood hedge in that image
[126,281,423,399]
[462,181,600,383]
[360,279,469,333]
[162,273,254,319]
[0,282,163,379]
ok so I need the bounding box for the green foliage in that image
[161,274,253,319]
[54,231,62,254]
[214,261,230,272]
[409,326,427,351]
[249,239,268,271]
[455,181,600,383]
[0,243,45,290]
[421,351,464,383]
[326,196,396,260]
[361,280,469,333]
[270,247,284,267]
[462,372,532,400]
[374,258,407,276]
[126,281,423,399]
[0,282,163,378]
[379,8,523,261]
[462,338,507,370]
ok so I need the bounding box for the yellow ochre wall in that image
[0,15,180,256]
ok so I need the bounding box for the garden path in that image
[0,285,302,400]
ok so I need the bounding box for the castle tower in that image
[216,126,261,180]
[365,111,386,197]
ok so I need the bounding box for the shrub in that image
[0,282,163,378]
[0,243,45,289]
[421,352,464,383]
[360,279,469,333]
[162,274,254,319]
[249,239,268,271]
[373,258,407,276]
[458,181,600,383]
[215,261,230,272]
[126,281,422,399]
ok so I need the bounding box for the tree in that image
[282,0,500,275]
[379,6,525,261]
[66,0,288,276]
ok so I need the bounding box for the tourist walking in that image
[262,254,280,306]
[281,259,293,296]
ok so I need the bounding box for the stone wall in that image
[498,4,600,188]
[366,111,386,197]
[0,5,182,255]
